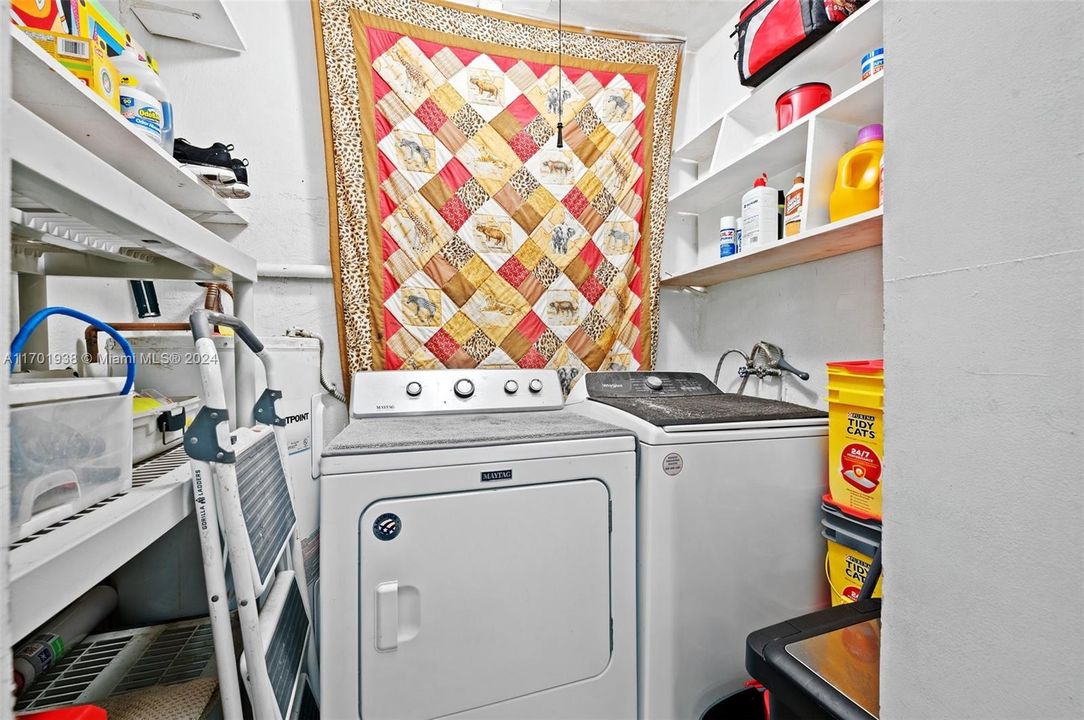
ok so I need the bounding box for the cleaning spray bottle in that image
[741,173,779,251]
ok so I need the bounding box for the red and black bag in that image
[734,0,864,87]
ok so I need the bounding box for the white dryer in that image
[567,371,829,719]
[319,369,637,720]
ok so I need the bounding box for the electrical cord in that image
[9,307,136,395]
[285,327,346,403]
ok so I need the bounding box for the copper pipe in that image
[197,282,234,313]
[84,322,191,363]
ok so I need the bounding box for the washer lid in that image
[580,372,825,427]
[323,408,631,455]
[594,394,827,427]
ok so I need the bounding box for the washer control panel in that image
[351,369,564,417]
[581,371,722,398]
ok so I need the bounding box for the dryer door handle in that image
[376,581,399,651]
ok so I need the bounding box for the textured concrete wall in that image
[879,3,1084,718]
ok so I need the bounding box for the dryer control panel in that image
[351,368,564,417]
[581,371,722,398]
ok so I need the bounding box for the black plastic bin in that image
[702,684,769,720]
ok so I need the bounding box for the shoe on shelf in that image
[173,138,234,169]
[182,162,237,185]
[230,158,249,185]
[221,158,250,198]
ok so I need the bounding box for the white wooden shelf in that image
[131,0,245,52]
[662,208,882,287]
[670,0,882,164]
[9,450,193,642]
[9,101,256,281]
[669,73,883,215]
[10,26,247,225]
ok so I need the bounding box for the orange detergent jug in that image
[829,124,883,222]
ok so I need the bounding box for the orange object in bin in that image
[827,360,884,519]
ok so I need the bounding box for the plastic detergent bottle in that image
[741,173,779,250]
[829,124,884,222]
[719,216,737,258]
[112,44,164,147]
[140,48,175,153]
[784,175,804,236]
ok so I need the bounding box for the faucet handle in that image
[776,355,810,381]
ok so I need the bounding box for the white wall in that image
[43,0,343,389]
[659,22,883,407]
[879,3,1084,718]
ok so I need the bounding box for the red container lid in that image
[822,493,882,524]
[776,82,831,105]
[17,707,107,720]
[827,359,883,373]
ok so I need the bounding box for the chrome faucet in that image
[713,341,810,394]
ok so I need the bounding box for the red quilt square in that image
[497,256,530,287]
[578,241,603,271]
[508,129,540,163]
[517,347,548,369]
[438,195,471,231]
[562,187,589,217]
[425,328,460,363]
[416,98,449,135]
[385,346,404,370]
[578,275,606,305]
[516,311,546,343]
[438,157,472,192]
[506,94,540,125]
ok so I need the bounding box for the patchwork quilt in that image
[313,0,682,393]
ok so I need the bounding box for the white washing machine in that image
[319,369,637,719]
[567,371,830,719]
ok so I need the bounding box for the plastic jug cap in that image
[857,124,884,145]
[793,175,804,184]
[753,173,768,187]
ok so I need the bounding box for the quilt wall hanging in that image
[312,0,683,393]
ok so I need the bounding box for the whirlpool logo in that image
[481,469,513,483]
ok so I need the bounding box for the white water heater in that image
[104,334,327,558]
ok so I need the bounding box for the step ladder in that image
[183,309,319,720]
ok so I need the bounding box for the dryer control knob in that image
[645,375,664,390]
[406,381,422,397]
[528,378,544,393]
[454,378,475,398]
[504,380,519,394]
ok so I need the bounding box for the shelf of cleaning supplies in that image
[661,208,882,288]
[9,26,247,226]
[9,101,256,281]
[724,0,883,133]
[670,0,882,170]
[8,449,193,642]
[668,73,883,215]
[131,0,245,52]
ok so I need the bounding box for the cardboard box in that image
[63,0,127,56]
[11,0,70,33]
[19,28,121,111]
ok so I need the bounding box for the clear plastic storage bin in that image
[10,377,133,542]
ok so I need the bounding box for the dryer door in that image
[358,479,612,720]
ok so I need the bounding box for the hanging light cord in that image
[556,0,564,147]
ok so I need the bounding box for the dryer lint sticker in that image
[663,453,683,476]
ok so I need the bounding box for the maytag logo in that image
[481,469,513,482]
[375,404,395,410]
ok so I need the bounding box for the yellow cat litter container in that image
[822,497,882,605]
[827,359,884,519]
